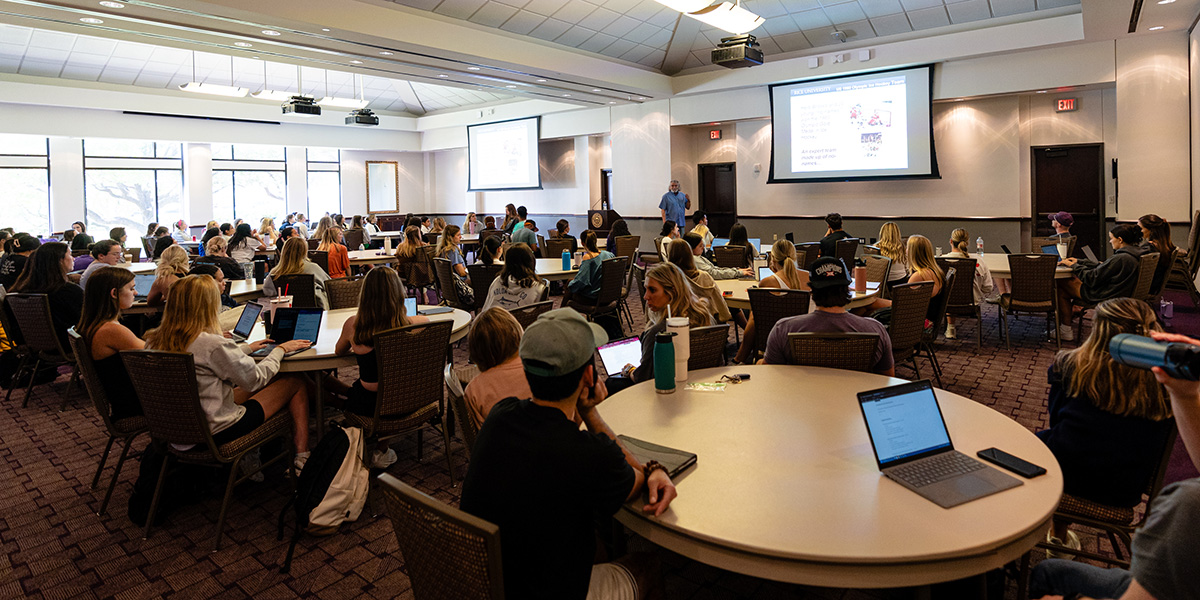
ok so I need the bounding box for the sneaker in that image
[1045,529,1081,560]
[1057,324,1075,342]
[293,451,310,476]
[984,296,1000,305]
[944,324,957,339]
[372,448,398,470]
[239,448,265,483]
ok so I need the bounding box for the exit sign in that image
[710,129,722,140]
[1056,98,1078,112]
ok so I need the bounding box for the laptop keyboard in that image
[890,452,986,488]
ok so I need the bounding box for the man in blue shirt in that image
[659,180,690,227]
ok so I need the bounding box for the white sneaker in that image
[239,448,265,483]
[293,451,310,476]
[372,448,398,470]
[944,324,957,339]
[1045,529,1081,560]
[1057,324,1075,342]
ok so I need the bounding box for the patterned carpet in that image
[2,288,1196,600]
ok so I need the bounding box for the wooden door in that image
[698,162,737,237]
[1032,144,1105,258]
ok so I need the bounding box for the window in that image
[0,135,51,235]
[84,139,184,239]
[307,148,340,219]
[212,145,288,224]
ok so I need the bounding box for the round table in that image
[603,365,1062,588]
[715,279,880,311]
[348,249,398,267]
[979,253,1073,279]
[534,257,579,281]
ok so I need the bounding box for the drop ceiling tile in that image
[495,0,531,7]
[552,0,597,22]
[23,47,68,62]
[599,0,640,11]
[28,30,74,51]
[643,26,673,47]
[1037,0,1079,7]
[602,15,641,37]
[525,0,569,15]
[105,56,145,70]
[857,0,904,17]
[621,43,655,62]
[579,31,618,51]
[599,38,637,57]
[390,0,442,10]
[682,52,704,69]
[0,43,25,59]
[802,25,844,46]
[61,65,102,80]
[907,6,951,28]
[869,12,913,34]
[844,19,877,39]
[556,25,597,45]
[530,17,573,39]
[579,6,621,29]
[638,49,665,67]
[66,53,108,67]
[625,0,665,21]
[824,2,867,23]
[783,0,823,10]
[692,49,712,64]
[644,8,679,27]
[134,73,172,86]
[989,0,1035,16]
[899,0,943,9]
[624,21,660,43]
[744,0,791,18]
[111,42,154,60]
[947,0,992,22]
[698,27,729,46]
[435,0,490,19]
[761,14,801,36]
[0,26,33,45]
[501,10,548,33]
[72,37,117,55]
[771,30,814,52]
[148,46,188,63]
[18,60,62,76]
[791,9,832,29]
[469,2,519,26]
[0,58,19,72]
[99,68,139,84]
[690,30,717,50]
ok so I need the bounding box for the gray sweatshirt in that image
[187,332,284,435]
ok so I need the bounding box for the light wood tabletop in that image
[534,257,579,281]
[347,249,398,267]
[604,365,1062,588]
[715,279,880,311]
[979,253,1073,280]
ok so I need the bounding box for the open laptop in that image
[858,380,1022,508]
[597,337,642,377]
[758,266,773,280]
[1041,244,1060,256]
[712,238,729,248]
[785,232,795,243]
[747,238,760,254]
[132,273,156,301]
[229,302,263,343]
[252,307,322,357]
[1081,245,1098,263]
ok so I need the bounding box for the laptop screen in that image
[712,238,729,248]
[404,296,417,316]
[747,238,760,254]
[233,303,263,340]
[597,337,642,377]
[1082,245,1098,263]
[858,381,952,468]
[271,308,323,343]
[133,274,156,297]
[1041,245,1059,255]
[758,266,773,280]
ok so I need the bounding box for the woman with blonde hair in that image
[394,225,426,259]
[500,203,519,234]
[1037,297,1176,551]
[942,228,993,339]
[463,212,480,235]
[260,217,278,246]
[317,226,350,279]
[430,217,446,235]
[733,239,812,364]
[310,215,335,243]
[464,307,530,429]
[861,234,944,317]
[263,236,330,309]
[877,222,908,288]
[147,244,190,307]
[667,237,732,324]
[144,275,313,469]
[195,235,245,281]
[609,263,712,391]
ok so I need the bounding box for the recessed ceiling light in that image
[609,101,616,104]
[537,78,546,82]
[234,42,252,47]
[379,51,393,55]
[98,1,124,8]
[321,28,331,31]
[467,66,481,71]
[80,17,104,24]
[261,29,281,36]
[1157,0,1175,4]
[1036,90,1047,93]
[252,56,260,59]
[592,88,601,92]
[506,85,516,88]
[438,74,448,78]
[562,94,571,97]
[1149,26,1165,30]
[637,97,646,100]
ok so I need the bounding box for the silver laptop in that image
[132,273,156,301]
[858,380,1021,508]
[1082,245,1098,263]
[229,302,263,343]
[597,337,642,377]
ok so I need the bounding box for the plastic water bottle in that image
[654,331,676,394]
[976,236,984,254]
[562,248,571,271]
[1161,298,1175,323]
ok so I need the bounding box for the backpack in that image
[277,423,369,572]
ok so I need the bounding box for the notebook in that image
[597,337,642,377]
[1082,245,1098,263]
[132,273,156,301]
[618,435,698,479]
[230,302,263,343]
[857,380,1021,508]
[252,307,322,357]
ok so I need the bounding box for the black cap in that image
[808,257,851,290]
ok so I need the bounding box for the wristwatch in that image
[643,460,667,479]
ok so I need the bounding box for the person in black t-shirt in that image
[0,235,40,289]
[460,308,677,600]
[819,212,852,257]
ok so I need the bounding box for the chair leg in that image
[22,358,41,408]
[911,356,922,380]
[60,367,79,411]
[143,452,172,541]
[926,344,943,387]
[438,422,457,487]
[416,428,424,461]
[975,308,982,348]
[99,435,136,516]
[5,353,29,402]
[1015,550,1031,600]
[1001,310,1010,350]
[211,456,242,552]
[91,435,117,489]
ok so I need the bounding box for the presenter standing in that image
[660,179,691,227]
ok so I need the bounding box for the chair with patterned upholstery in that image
[1131,251,1161,303]
[433,258,473,311]
[307,250,329,275]
[714,245,748,269]
[835,238,859,271]
[937,257,982,347]
[916,268,956,387]
[795,243,821,270]
[4,293,78,409]
[614,235,640,263]
[509,300,554,330]
[444,363,480,460]
[862,255,893,294]
[543,239,573,261]
[788,332,880,373]
[344,228,366,251]
[888,281,934,379]
[1000,254,1060,349]
[688,324,729,371]
[465,263,503,314]
[271,274,318,309]
[1165,209,1200,306]
[748,287,811,359]
[325,276,364,310]
[565,256,628,326]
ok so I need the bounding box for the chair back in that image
[863,245,881,256]
[344,228,366,250]
[325,276,364,310]
[631,263,647,312]
[748,287,811,355]
[1132,252,1161,302]
[1184,210,1200,274]
[544,239,572,261]
[924,268,957,338]
[479,229,503,248]
[1006,254,1059,310]
[272,274,318,309]
[424,232,441,246]
[795,243,821,269]
[465,263,503,313]
[141,236,155,259]
[120,350,214,450]
[536,234,546,257]
[688,324,729,370]
[126,247,141,263]
[433,258,472,310]
[396,246,437,288]
[72,248,90,258]
[4,293,69,357]
[308,250,330,275]
[595,256,630,307]
[835,238,859,270]
[1150,247,1176,297]
[714,245,747,268]
[307,239,320,251]
[788,332,879,372]
[0,292,24,349]
[374,321,453,422]
[377,472,505,600]
[67,328,118,428]
[614,235,640,261]
[862,255,892,287]
[888,281,934,354]
[936,258,976,313]
[444,364,478,457]
[509,300,554,330]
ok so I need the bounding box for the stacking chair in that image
[343,321,456,481]
[424,232,441,246]
[916,268,956,387]
[1131,252,1161,303]
[1033,235,1076,258]
[795,243,821,270]
[378,473,504,600]
[835,238,859,271]
[325,276,364,310]
[688,324,730,370]
[787,332,880,373]
[306,239,321,251]
[938,257,983,347]
[4,293,78,410]
[544,239,572,261]
[307,250,329,275]
[0,289,31,379]
[714,245,748,269]
[862,255,893,296]
[863,245,881,256]
[509,300,554,330]
[271,274,318,309]
[1000,254,1060,349]
[888,281,934,380]
[614,235,640,263]
[433,257,474,311]
[565,256,628,327]
[140,236,155,260]
[121,350,293,550]
[1165,209,1200,306]
[444,364,480,459]
[344,228,366,251]
[1147,246,1176,310]
[748,288,811,359]
[396,246,437,302]
[125,247,141,263]
[631,263,647,315]
[67,329,148,516]
[465,263,503,313]
[536,234,547,257]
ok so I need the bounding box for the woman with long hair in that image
[264,236,330,309]
[609,263,712,390]
[144,275,312,467]
[877,222,908,287]
[394,225,426,259]
[464,307,530,429]
[194,235,246,281]
[259,217,278,246]
[227,223,262,264]
[566,230,614,303]
[78,266,144,418]
[145,222,158,238]
[668,236,732,325]
[310,215,335,243]
[71,221,94,251]
[430,217,446,235]
[500,204,519,234]
[733,239,812,364]
[334,267,429,468]
[605,218,632,252]
[476,235,503,266]
[434,224,468,279]
[727,222,756,268]
[349,215,372,248]
[657,221,680,262]
[317,226,349,279]
[151,226,174,260]
[942,228,994,339]
[1139,213,1175,293]
[11,241,83,345]
[861,234,945,317]
[483,243,546,311]
[463,212,480,235]
[147,244,190,307]
[1037,297,1175,551]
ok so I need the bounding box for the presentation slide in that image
[467,117,542,191]
[768,65,938,183]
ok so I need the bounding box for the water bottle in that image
[976,236,984,254]
[1161,298,1175,322]
[653,331,676,394]
[1110,333,1200,380]
[562,248,571,271]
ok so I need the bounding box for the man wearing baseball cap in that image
[761,257,894,375]
[460,307,677,600]
[1050,211,1073,239]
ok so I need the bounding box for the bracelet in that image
[643,460,667,479]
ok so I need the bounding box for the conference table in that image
[126,280,264,315]
[980,253,1074,279]
[604,365,1062,588]
[534,257,579,281]
[714,279,880,311]
[251,305,471,438]
[347,249,398,267]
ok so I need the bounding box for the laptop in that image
[404,296,417,316]
[758,266,773,280]
[857,380,1022,508]
[747,238,760,254]
[712,238,729,248]
[785,232,795,243]
[1082,245,1098,263]
[1041,244,1060,256]
[1000,244,1012,254]
[132,273,156,301]
[252,307,322,357]
[597,337,642,377]
[229,302,263,343]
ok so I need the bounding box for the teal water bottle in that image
[562,248,571,271]
[654,331,676,394]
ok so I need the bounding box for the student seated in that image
[194,235,246,281]
[148,244,190,307]
[511,219,538,253]
[108,227,129,263]
[1138,213,1175,294]
[10,242,84,347]
[151,226,175,261]
[606,218,632,252]
[78,266,145,419]
[316,226,349,279]
[762,257,894,376]
[1036,297,1175,554]
[565,230,614,304]
[70,221,94,251]
[263,237,330,310]
[434,225,468,280]
[463,212,480,235]
[188,264,235,309]
[726,222,757,268]
[460,308,677,600]
[143,275,312,469]
[79,239,123,289]
[819,212,851,258]
[463,307,531,430]
[877,222,909,288]
[687,232,750,280]
[0,234,39,289]
[942,228,994,339]
[170,219,190,243]
[226,223,264,264]
[667,237,732,324]
[734,239,811,364]
[483,243,547,312]
[475,235,503,266]
[860,234,945,321]
[1056,223,1148,342]
[656,221,679,262]
[689,210,714,250]
[554,219,577,253]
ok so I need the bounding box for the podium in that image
[588,209,623,236]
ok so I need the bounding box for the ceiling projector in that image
[712,34,763,69]
[346,108,379,126]
[282,95,321,116]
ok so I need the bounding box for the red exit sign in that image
[1056,98,1078,112]
[710,129,722,140]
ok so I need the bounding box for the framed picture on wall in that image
[366,161,399,214]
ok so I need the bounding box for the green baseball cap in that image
[519,308,608,377]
